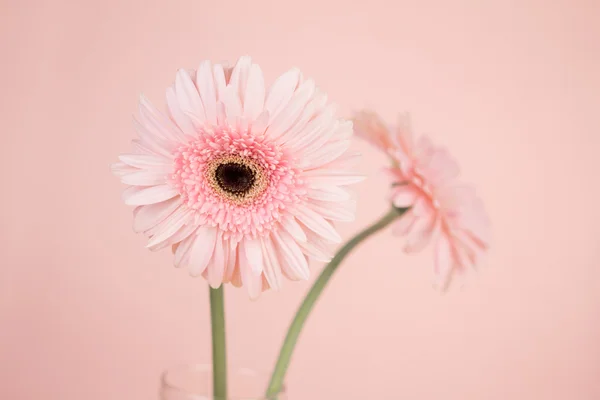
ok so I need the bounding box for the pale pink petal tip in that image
[113,56,361,297]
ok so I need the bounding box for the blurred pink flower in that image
[353,110,490,289]
[112,56,361,298]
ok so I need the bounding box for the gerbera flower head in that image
[353,110,490,289]
[112,56,361,298]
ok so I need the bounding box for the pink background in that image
[1,0,599,399]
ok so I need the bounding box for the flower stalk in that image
[266,207,408,397]
[210,286,227,399]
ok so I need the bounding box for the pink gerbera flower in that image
[112,56,361,298]
[353,110,490,289]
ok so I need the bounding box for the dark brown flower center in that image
[205,155,268,204]
[215,162,256,195]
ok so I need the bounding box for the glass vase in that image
[159,364,286,400]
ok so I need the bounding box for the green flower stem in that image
[266,207,407,397]
[210,285,227,400]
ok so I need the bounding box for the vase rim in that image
[160,363,286,400]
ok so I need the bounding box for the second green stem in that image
[265,207,407,397]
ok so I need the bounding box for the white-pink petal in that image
[318,151,362,170]
[272,231,309,280]
[308,89,328,112]
[196,61,218,125]
[123,184,179,206]
[207,234,226,288]
[330,120,354,141]
[188,227,217,276]
[118,154,172,169]
[275,102,316,145]
[266,79,315,140]
[174,234,195,267]
[265,68,300,120]
[138,95,179,141]
[222,85,243,127]
[302,139,351,169]
[130,139,152,155]
[281,91,328,145]
[306,186,351,202]
[260,236,283,290]
[146,206,192,248]
[296,230,333,262]
[293,204,341,243]
[280,216,307,243]
[223,240,238,283]
[138,95,189,145]
[165,222,198,246]
[111,162,138,177]
[166,86,196,137]
[228,56,252,101]
[242,237,264,275]
[307,201,355,222]
[250,110,270,134]
[175,69,206,123]
[239,246,263,299]
[132,119,174,158]
[305,172,365,187]
[243,64,266,120]
[121,170,169,186]
[132,197,181,233]
[286,105,335,150]
[213,64,228,103]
